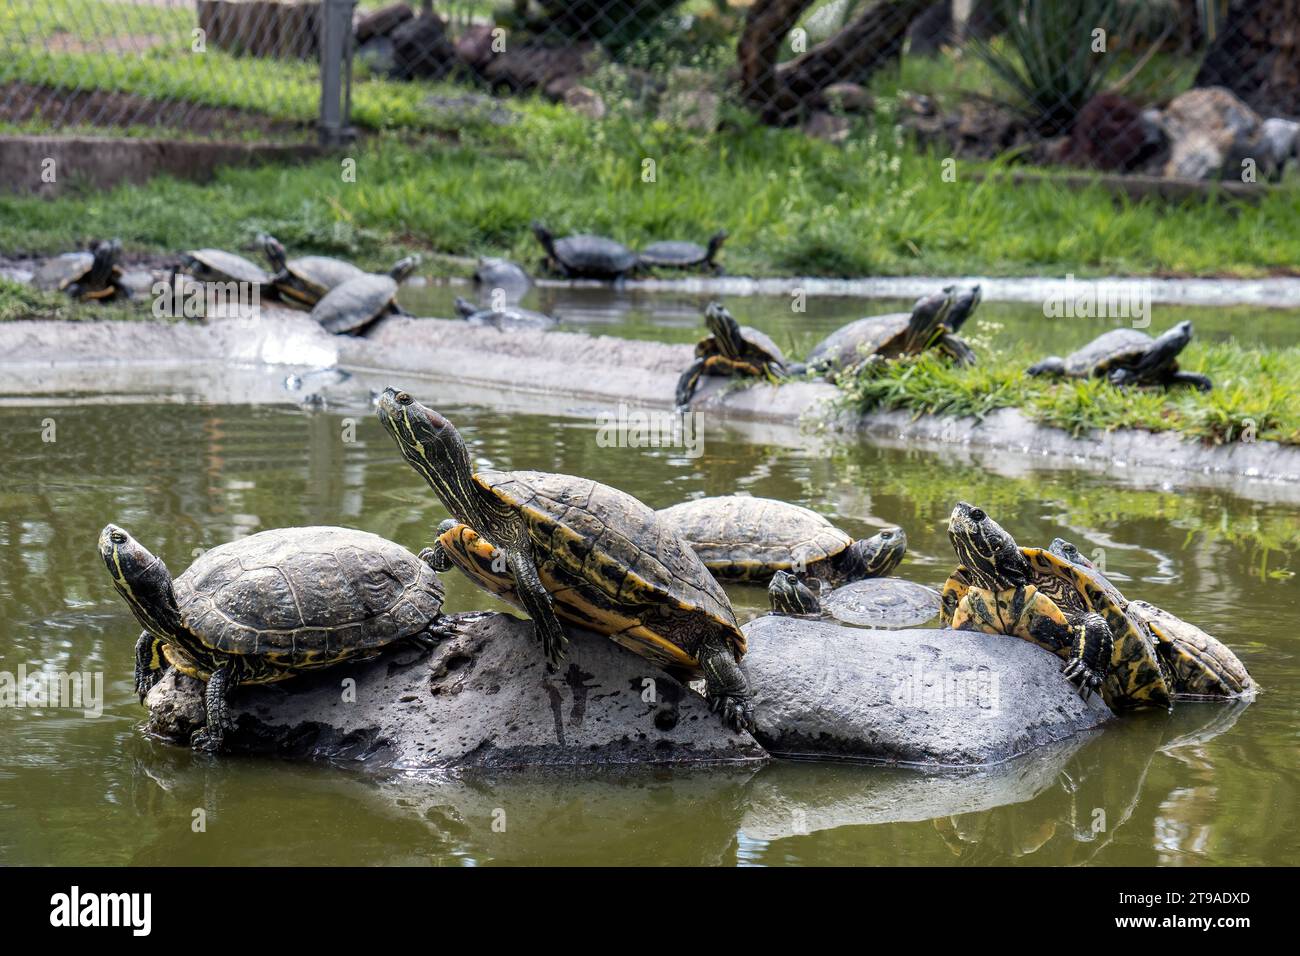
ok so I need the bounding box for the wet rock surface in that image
[144,612,767,770]
[741,616,1113,767]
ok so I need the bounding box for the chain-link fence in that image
[2,1,1297,178]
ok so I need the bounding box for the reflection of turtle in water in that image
[675,302,788,407]
[941,502,1172,711]
[1027,321,1212,391]
[1048,538,1253,699]
[34,239,127,301]
[767,571,940,628]
[376,390,755,731]
[638,230,728,273]
[794,287,978,380]
[657,494,905,585]
[99,524,446,751]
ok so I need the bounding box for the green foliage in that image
[0,278,66,322]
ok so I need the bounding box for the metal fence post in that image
[319,0,356,146]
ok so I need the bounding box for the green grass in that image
[0,278,66,321]
[838,341,1300,446]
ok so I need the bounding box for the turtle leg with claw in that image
[1166,370,1213,392]
[134,631,165,703]
[697,637,755,734]
[507,549,568,667]
[1060,613,1113,703]
[191,662,236,752]
[675,358,707,409]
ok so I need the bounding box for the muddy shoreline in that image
[2,313,1298,496]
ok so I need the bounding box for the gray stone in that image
[144,611,767,770]
[1256,117,1300,176]
[564,85,606,121]
[1160,87,1261,180]
[741,616,1112,767]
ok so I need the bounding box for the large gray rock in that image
[1159,87,1260,180]
[144,611,766,770]
[741,616,1112,767]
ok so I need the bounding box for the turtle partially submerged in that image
[675,301,788,407]
[768,570,940,628]
[940,502,1172,711]
[453,295,558,330]
[531,222,639,280]
[178,246,272,288]
[1048,538,1253,699]
[656,494,906,585]
[638,230,728,273]
[310,257,418,335]
[473,257,531,300]
[797,287,978,380]
[261,234,365,308]
[34,240,127,300]
[1026,321,1211,390]
[376,390,754,731]
[99,524,446,751]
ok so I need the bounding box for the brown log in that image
[196,0,319,60]
[737,0,815,121]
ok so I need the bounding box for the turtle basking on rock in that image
[675,301,788,407]
[531,222,639,280]
[1026,320,1211,390]
[768,570,940,628]
[34,240,128,301]
[99,524,446,751]
[638,230,728,273]
[261,234,368,308]
[940,502,1172,712]
[376,389,755,732]
[178,245,273,289]
[793,287,979,380]
[1048,538,1253,699]
[310,256,419,335]
[453,295,558,330]
[657,494,906,585]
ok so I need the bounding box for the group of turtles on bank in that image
[675,289,1214,405]
[100,392,1254,754]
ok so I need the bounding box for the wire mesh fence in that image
[0,1,1296,178]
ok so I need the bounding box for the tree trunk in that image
[1195,0,1300,117]
[738,0,931,124]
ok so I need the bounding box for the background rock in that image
[145,611,767,770]
[741,616,1112,767]
[1160,87,1261,180]
[354,3,412,43]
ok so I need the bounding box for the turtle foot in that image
[709,691,756,735]
[1060,658,1104,702]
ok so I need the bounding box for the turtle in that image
[656,494,906,585]
[473,257,531,299]
[1048,537,1253,699]
[310,256,419,335]
[453,295,558,330]
[795,288,976,380]
[638,230,729,273]
[34,240,127,300]
[177,246,272,287]
[261,234,366,307]
[767,569,941,628]
[375,389,754,731]
[98,524,446,751]
[531,222,639,280]
[941,282,983,333]
[940,502,1172,712]
[1026,321,1211,390]
[675,301,788,408]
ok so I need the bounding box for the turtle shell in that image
[471,471,745,666]
[311,273,398,334]
[33,252,95,291]
[279,256,365,303]
[804,313,911,370]
[455,296,557,330]
[182,249,272,285]
[173,526,444,670]
[1126,600,1253,699]
[639,240,708,267]
[697,325,786,366]
[942,547,1172,710]
[657,495,851,582]
[1062,328,1153,377]
[552,234,639,278]
[824,578,941,628]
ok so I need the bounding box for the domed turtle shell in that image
[464,471,745,668]
[657,496,851,582]
[311,273,399,334]
[698,323,786,365]
[180,249,272,286]
[532,223,639,279]
[824,577,942,628]
[171,526,445,672]
[278,255,365,303]
[1061,328,1153,377]
[639,231,727,269]
[33,252,97,291]
[473,257,531,294]
[34,242,123,298]
[804,312,912,370]
[942,545,1172,710]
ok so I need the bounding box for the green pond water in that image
[0,291,1296,866]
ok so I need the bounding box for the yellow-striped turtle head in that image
[946,502,1031,592]
[842,526,907,580]
[768,570,821,616]
[98,524,183,641]
[704,301,745,357]
[376,388,480,526]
